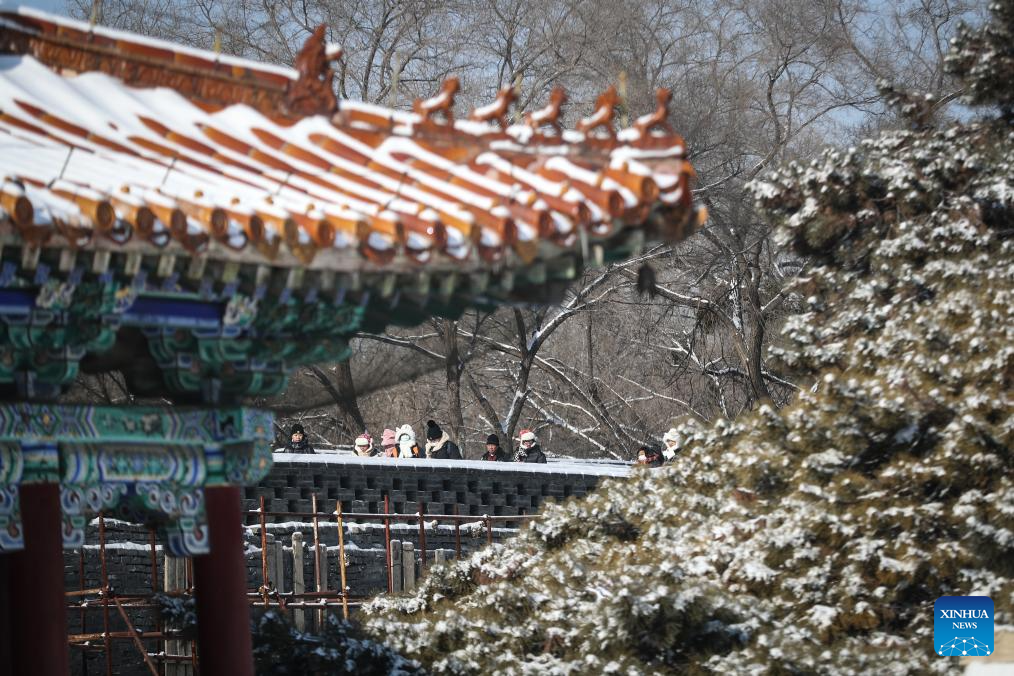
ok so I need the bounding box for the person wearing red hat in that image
[513,429,546,463]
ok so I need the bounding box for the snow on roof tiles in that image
[0,9,703,273]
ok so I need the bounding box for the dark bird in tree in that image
[636,264,657,297]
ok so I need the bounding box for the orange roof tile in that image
[0,8,703,274]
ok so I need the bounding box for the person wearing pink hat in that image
[381,428,398,457]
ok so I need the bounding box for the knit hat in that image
[486,433,500,446]
[381,428,396,447]
[662,428,679,444]
[354,432,372,448]
[519,429,536,443]
[290,423,305,436]
[426,420,443,441]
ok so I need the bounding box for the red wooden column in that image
[8,483,69,676]
[0,547,13,675]
[193,485,254,675]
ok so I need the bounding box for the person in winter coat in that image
[394,425,422,458]
[282,423,315,454]
[647,444,664,467]
[513,429,547,463]
[424,420,462,459]
[480,433,507,461]
[661,428,680,462]
[353,432,377,457]
[381,428,398,458]
[635,444,663,467]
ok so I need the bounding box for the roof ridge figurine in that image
[634,88,674,137]
[413,76,460,126]
[469,84,518,129]
[285,24,342,117]
[576,85,619,139]
[524,86,567,136]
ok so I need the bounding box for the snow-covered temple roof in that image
[0,8,703,272]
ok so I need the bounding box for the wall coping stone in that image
[271,452,632,478]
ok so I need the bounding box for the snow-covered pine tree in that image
[362,3,1013,673]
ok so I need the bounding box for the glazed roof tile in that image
[0,8,703,273]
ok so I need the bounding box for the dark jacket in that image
[425,434,462,460]
[636,446,664,468]
[480,447,507,461]
[514,444,547,463]
[282,438,315,454]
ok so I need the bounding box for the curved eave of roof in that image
[0,9,704,275]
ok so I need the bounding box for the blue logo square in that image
[935,596,994,657]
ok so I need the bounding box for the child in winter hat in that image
[661,428,680,461]
[395,424,418,458]
[381,428,397,457]
[354,432,374,457]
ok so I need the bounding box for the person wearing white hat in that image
[513,428,547,463]
[394,425,421,458]
[661,428,680,462]
[353,432,377,457]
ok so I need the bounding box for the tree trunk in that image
[307,364,366,443]
[442,320,466,451]
[505,310,536,444]
[465,369,503,436]
[743,249,772,406]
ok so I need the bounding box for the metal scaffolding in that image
[66,495,537,674]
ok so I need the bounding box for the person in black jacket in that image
[480,434,507,461]
[424,420,462,459]
[635,444,663,468]
[282,423,315,454]
[513,429,547,463]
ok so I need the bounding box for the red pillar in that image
[193,485,254,676]
[0,555,12,675]
[8,483,69,675]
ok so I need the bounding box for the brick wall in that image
[246,454,629,519]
